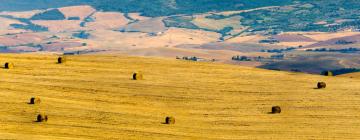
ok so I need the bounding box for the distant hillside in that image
[1,1,360,75]
[237,0,360,33]
[0,0,87,11]
[91,0,296,16]
[4,0,360,32]
[0,0,295,16]
[30,9,66,20]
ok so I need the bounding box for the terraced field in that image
[0,54,360,139]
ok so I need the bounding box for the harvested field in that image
[0,54,359,139]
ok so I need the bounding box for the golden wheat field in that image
[338,72,360,79]
[0,54,360,140]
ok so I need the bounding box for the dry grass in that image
[127,13,151,21]
[85,12,129,30]
[90,28,220,50]
[337,72,360,79]
[0,54,360,139]
[0,10,42,19]
[191,15,243,31]
[300,32,360,41]
[122,17,167,33]
[225,35,266,43]
[58,5,96,20]
[31,20,82,32]
[0,17,23,30]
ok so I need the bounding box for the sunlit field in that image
[0,54,359,139]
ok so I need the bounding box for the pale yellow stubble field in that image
[0,54,359,139]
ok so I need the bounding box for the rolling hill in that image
[0,0,295,16]
[1,54,360,139]
[1,1,360,75]
[337,71,360,78]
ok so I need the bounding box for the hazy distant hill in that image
[2,0,360,75]
[238,0,360,33]
[0,0,295,16]
[91,0,296,16]
[0,0,88,11]
[5,0,360,32]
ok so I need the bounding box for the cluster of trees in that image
[0,15,48,32]
[259,39,279,44]
[326,20,360,32]
[10,23,48,32]
[72,31,90,39]
[91,0,295,17]
[163,16,198,29]
[270,54,285,59]
[0,0,296,17]
[232,54,286,62]
[4,0,360,33]
[232,55,266,61]
[68,17,81,20]
[261,47,296,53]
[321,68,360,76]
[238,0,360,33]
[178,56,198,61]
[232,56,251,61]
[30,9,66,20]
[306,47,360,53]
[335,40,355,45]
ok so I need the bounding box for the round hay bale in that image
[37,114,48,122]
[165,116,175,124]
[4,62,13,69]
[317,82,326,89]
[271,106,281,114]
[29,97,41,104]
[57,56,66,64]
[133,72,143,80]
